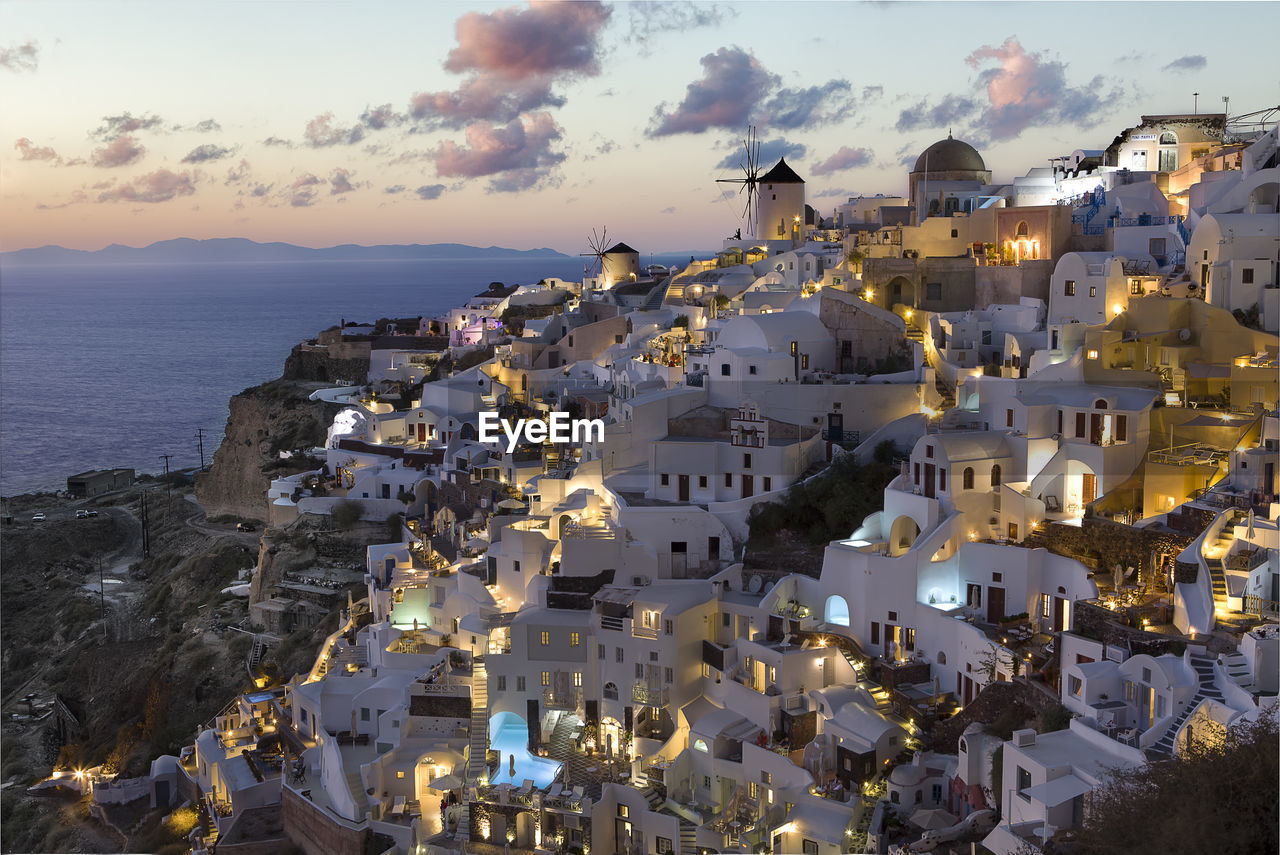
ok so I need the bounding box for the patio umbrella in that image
[498,498,526,510]
[910,808,958,830]
[465,537,489,551]
[431,774,463,791]
[1247,509,1256,539]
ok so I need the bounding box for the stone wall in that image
[283,343,371,384]
[281,785,367,855]
[1035,516,1196,579]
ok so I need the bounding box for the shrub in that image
[332,500,363,531]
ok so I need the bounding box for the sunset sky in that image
[2,1,1275,254]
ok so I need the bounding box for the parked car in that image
[75,510,89,519]
[31,513,46,522]
[236,522,256,531]
[86,509,99,516]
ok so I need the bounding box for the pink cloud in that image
[329,168,355,194]
[811,146,873,176]
[432,112,565,192]
[446,1,610,78]
[92,134,145,168]
[0,40,39,73]
[96,169,196,203]
[303,113,364,147]
[14,137,58,161]
[410,75,562,127]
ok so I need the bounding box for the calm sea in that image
[2,255,701,496]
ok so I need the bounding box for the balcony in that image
[543,687,582,711]
[632,625,659,640]
[632,683,669,706]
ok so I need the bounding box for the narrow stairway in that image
[460,657,489,841]
[1146,653,1224,758]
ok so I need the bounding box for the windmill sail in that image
[716,126,762,237]
[580,226,610,277]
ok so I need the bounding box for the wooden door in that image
[924,463,936,499]
[987,586,1005,623]
[1082,473,1097,503]
[741,474,754,499]
[678,474,690,502]
[1053,596,1067,632]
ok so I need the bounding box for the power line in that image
[195,427,207,472]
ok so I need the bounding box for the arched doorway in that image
[824,595,851,626]
[888,515,921,556]
[887,276,915,309]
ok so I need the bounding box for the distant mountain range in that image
[0,237,572,265]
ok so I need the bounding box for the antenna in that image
[579,227,609,278]
[715,125,763,237]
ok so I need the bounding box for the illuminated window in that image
[1064,280,1076,297]
[541,631,550,646]
[570,632,580,647]
[1086,349,1099,360]
[397,771,405,779]
[693,738,709,753]
[541,671,551,687]
[963,468,974,490]
[573,671,582,687]
[1041,594,1051,617]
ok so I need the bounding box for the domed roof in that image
[913,134,986,174]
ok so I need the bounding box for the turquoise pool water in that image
[488,711,561,788]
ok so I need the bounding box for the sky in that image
[2,1,1276,255]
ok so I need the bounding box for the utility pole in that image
[195,427,207,472]
[140,490,151,557]
[97,552,107,643]
[159,454,174,519]
[1193,92,1199,114]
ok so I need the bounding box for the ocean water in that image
[0,256,608,496]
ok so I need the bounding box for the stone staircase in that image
[1221,650,1254,690]
[638,785,665,811]
[678,818,698,855]
[1206,522,1237,616]
[344,768,370,820]
[1146,653,1224,759]
[460,657,489,841]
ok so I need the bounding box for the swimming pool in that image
[487,711,562,788]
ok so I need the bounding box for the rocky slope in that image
[194,379,336,523]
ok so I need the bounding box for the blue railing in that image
[1107,214,1183,228]
[1176,217,1192,246]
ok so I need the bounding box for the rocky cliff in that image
[194,379,336,523]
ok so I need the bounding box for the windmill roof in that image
[760,158,804,184]
[605,242,639,255]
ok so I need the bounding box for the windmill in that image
[716,125,762,237]
[580,226,610,279]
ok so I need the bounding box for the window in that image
[698,475,708,489]
[1064,279,1076,297]
[889,610,897,621]
[743,453,752,468]
[361,708,370,721]
[1243,268,1255,284]
[914,462,920,484]
[904,628,916,650]
[657,838,673,854]
[513,560,521,573]
[890,791,900,804]
[749,365,758,375]
[939,468,947,491]
[616,647,624,663]
[938,652,947,665]
[703,775,711,788]
[569,632,580,647]
[992,573,1002,582]
[597,643,605,660]
[1131,278,1144,295]
[932,784,943,803]
[991,464,1001,487]
[1069,675,1082,696]
[871,622,880,644]
[926,445,934,458]
[1041,594,1051,617]
[541,631,551,646]
[1089,285,1097,298]
[724,473,733,487]
[721,364,730,376]
[926,282,942,301]
[541,671,551,687]
[790,341,798,356]
[915,790,924,804]
[963,467,974,490]
[618,805,629,818]
[803,840,819,855]
[664,667,674,684]
[1017,766,1032,799]
[1116,415,1128,442]
[1076,412,1087,437]
[635,663,644,678]
[573,671,582,687]
[660,473,669,486]
[664,619,673,635]
[1006,408,1014,428]
[951,228,959,238]
[397,770,405,779]
[701,662,710,678]
[723,614,731,627]
[516,676,526,692]
[497,675,507,691]
[763,477,772,491]
[801,354,809,370]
